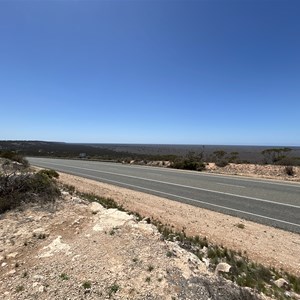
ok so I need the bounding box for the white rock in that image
[90,202,104,214]
[215,262,231,274]
[33,275,44,281]
[92,209,134,232]
[284,291,291,298]
[274,278,289,289]
[38,286,46,293]
[7,252,18,259]
[201,246,208,255]
[202,258,210,268]
[38,236,71,258]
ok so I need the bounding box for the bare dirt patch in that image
[0,189,260,299]
[205,163,300,182]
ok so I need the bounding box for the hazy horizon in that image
[1,139,300,148]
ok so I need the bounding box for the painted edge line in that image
[35,160,300,209]
[63,169,300,229]
[30,157,300,188]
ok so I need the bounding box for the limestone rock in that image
[215,262,231,274]
[38,236,71,258]
[90,202,105,214]
[274,278,289,289]
[7,252,18,259]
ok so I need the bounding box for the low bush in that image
[0,151,29,168]
[38,169,59,179]
[277,157,300,167]
[284,166,295,176]
[0,171,61,214]
[172,159,205,171]
[215,160,229,167]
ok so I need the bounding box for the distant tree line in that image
[261,148,300,166]
[1,142,300,174]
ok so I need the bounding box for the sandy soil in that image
[57,172,300,277]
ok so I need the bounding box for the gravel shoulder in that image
[57,172,300,277]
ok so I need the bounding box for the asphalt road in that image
[28,157,300,233]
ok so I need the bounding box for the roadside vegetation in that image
[171,151,205,171]
[0,152,60,213]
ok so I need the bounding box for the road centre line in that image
[36,161,300,209]
[57,159,300,188]
[217,183,246,188]
[56,169,300,229]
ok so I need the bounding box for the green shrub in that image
[109,284,119,297]
[38,169,59,179]
[172,159,205,171]
[16,285,24,292]
[79,192,123,210]
[0,151,29,167]
[82,281,91,289]
[277,157,300,166]
[0,171,60,214]
[59,273,69,280]
[147,265,154,272]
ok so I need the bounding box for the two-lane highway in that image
[28,157,300,233]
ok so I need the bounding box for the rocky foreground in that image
[0,190,260,300]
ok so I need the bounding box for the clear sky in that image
[0,0,299,146]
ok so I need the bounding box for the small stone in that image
[7,252,18,259]
[202,258,210,268]
[1,262,7,267]
[157,274,164,281]
[90,202,104,214]
[274,278,289,289]
[33,228,49,239]
[201,246,208,255]
[38,285,46,293]
[215,262,231,274]
[284,291,291,298]
[7,269,16,275]
[33,275,44,281]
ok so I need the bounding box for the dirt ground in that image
[0,186,259,300]
[57,172,300,277]
[205,163,300,182]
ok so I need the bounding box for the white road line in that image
[31,157,300,188]
[59,169,300,229]
[80,159,300,187]
[217,183,246,188]
[32,160,300,209]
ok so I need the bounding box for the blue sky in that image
[0,0,299,146]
